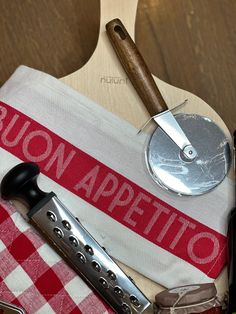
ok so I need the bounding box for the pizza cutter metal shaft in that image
[154,110,197,160]
[106,19,197,161]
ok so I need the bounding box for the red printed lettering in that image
[1,114,30,147]
[144,201,170,235]
[74,165,100,198]
[45,143,76,179]
[93,173,118,202]
[0,105,8,131]
[188,232,220,264]
[124,192,151,227]
[157,213,177,243]
[22,130,53,162]
[0,101,227,279]
[108,182,134,212]
[170,217,196,249]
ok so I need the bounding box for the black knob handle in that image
[1,162,49,209]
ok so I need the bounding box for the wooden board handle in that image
[106,18,168,116]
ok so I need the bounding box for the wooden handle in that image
[106,18,168,116]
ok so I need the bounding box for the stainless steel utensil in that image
[106,18,231,196]
[0,162,151,314]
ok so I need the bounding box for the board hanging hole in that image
[114,25,126,40]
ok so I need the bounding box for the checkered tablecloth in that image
[0,199,114,313]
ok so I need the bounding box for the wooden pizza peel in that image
[60,0,230,308]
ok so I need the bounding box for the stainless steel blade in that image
[146,113,231,196]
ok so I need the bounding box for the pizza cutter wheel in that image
[106,19,231,196]
[146,113,231,195]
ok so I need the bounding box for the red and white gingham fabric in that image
[0,199,114,313]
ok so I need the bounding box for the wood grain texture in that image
[0,0,235,131]
[0,0,100,84]
[136,0,236,133]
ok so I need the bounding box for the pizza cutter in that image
[106,18,231,196]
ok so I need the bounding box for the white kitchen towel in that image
[0,65,234,291]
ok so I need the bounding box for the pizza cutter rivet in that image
[182,145,197,161]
